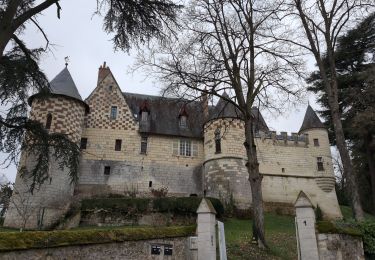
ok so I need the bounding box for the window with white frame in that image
[141,111,148,122]
[173,139,198,157]
[179,116,187,127]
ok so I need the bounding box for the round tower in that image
[4,67,88,229]
[203,94,253,209]
[298,105,342,219]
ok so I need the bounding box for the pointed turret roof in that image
[210,92,241,119]
[299,105,325,133]
[49,67,83,101]
[28,67,89,111]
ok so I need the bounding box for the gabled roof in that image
[299,105,325,133]
[49,67,83,101]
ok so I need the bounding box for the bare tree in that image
[136,0,303,248]
[285,0,374,220]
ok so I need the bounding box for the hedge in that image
[0,225,196,252]
[81,197,224,217]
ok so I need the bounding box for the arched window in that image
[46,113,52,129]
[215,128,221,154]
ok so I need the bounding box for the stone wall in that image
[0,237,191,260]
[203,118,341,219]
[317,233,364,260]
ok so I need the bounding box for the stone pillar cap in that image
[294,191,313,208]
[197,198,217,214]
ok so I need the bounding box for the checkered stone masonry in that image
[30,97,86,143]
[85,74,137,130]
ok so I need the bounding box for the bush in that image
[81,198,150,213]
[315,204,323,221]
[357,221,375,255]
[81,197,224,218]
[0,217,4,226]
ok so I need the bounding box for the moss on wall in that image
[0,225,196,252]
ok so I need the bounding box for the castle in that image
[4,63,342,229]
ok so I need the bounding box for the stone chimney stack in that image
[97,61,111,85]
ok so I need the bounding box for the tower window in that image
[317,157,324,171]
[141,111,148,122]
[104,166,111,175]
[215,128,221,154]
[179,139,191,156]
[180,116,187,127]
[45,113,52,129]
[110,106,118,120]
[282,168,285,173]
[141,136,148,154]
[115,139,122,151]
[149,181,152,188]
[313,138,319,146]
[80,138,88,149]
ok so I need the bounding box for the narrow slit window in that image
[115,139,122,151]
[110,106,118,120]
[149,181,152,188]
[80,138,88,149]
[46,113,52,129]
[104,166,111,175]
[215,128,221,154]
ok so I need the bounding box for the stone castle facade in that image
[4,63,342,229]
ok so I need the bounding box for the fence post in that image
[197,198,217,260]
[295,191,319,260]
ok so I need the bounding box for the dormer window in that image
[179,105,188,128]
[180,116,187,127]
[141,111,148,122]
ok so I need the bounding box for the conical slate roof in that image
[299,105,325,133]
[212,92,241,119]
[49,67,83,101]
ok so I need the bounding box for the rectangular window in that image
[313,138,319,146]
[317,157,324,171]
[104,166,111,175]
[141,136,148,154]
[80,138,88,149]
[115,139,122,151]
[110,106,118,120]
[179,139,191,156]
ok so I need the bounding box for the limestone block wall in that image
[30,97,86,143]
[203,118,341,218]
[79,73,204,197]
[204,158,251,208]
[0,237,191,260]
[317,233,365,260]
[4,153,75,229]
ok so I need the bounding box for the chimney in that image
[202,89,209,120]
[97,61,111,85]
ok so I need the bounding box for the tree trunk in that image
[365,133,375,214]
[327,81,364,220]
[244,117,266,248]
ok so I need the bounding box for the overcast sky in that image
[0,1,320,183]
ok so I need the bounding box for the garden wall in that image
[317,233,364,260]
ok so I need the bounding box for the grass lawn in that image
[224,213,297,260]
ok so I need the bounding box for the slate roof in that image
[49,67,83,101]
[124,92,206,138]
[299,105,325,133]
[123,92,269,138]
